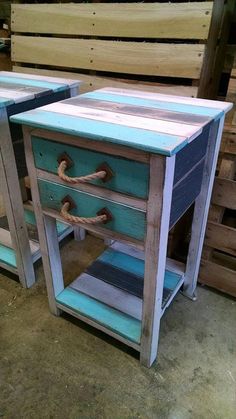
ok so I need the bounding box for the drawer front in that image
[38,179,146,241]
[32,136,149,199]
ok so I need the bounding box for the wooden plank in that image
[12,66,198,97]
[23,126,63,314]
[70,273,143,321]
[28,128,150,164]
[0,227,40,255]
[66,96,211,127]
[11,2,212,40]
[11,109,189,157]
[101,88,233,113]
[141,154,176,367]
[0,107,35,287]
[0,70,79,90]
[199,259,236,297]
[40,102,203,139]
[11,36,205,79]
[212,178,236,210]
[56,286,141,344]
[183,118,225,298]
[205,221,236,257]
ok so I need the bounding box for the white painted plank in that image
[0,71,80,89]
[0,227,40,254]
[40,102,202,140]
[70,273,142,320]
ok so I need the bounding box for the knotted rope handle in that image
[58,160,107,184]
[61,200,110,225]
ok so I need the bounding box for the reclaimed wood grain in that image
[12,36,205,79]
[11,2,212,39]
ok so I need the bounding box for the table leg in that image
[183,117,225,298]
[0,108,35,287]
[24,126,64,315]
[140,154,175,367]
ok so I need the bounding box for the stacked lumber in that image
[10,1,227,98]
[200,57,236,296]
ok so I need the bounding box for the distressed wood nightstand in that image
[0,71,80,287]
[11,88,232,367]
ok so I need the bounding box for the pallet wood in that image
[12,36,204,80]
[200,54,236,296]
[11,2,212,39]
[10,1,230,99]
[12,66,198,97]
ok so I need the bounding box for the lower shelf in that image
[0,207,71,270]
[56,244,184,347]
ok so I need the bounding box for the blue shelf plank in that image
[56,287,142,344]
[56,248,184,344]
[0,244,17,268]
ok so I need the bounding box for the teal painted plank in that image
[99,248,145,278]
[82,91,222,119]
[0,244,17,268]
[23,208,68,235]
[32,136,149,199]
[56,287,141,344]
[38,179,146,241]
[11,110,188,156]
[99,248,181,290]
[0,97,13,107]
[0,76,68,93]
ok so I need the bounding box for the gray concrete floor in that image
[0,236,235,419]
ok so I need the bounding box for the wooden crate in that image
[10,1,231,98]
[199,56,236,296]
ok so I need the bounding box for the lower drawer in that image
[38,179,146,241]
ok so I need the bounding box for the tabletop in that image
[10,87,233,156]
[0,71,79,108]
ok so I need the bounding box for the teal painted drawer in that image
[38,179,146,241]
[32,136,149,199]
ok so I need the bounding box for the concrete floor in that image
[0,235,235,419]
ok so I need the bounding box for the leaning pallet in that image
[11,1,231,99]
[199,57,236,296]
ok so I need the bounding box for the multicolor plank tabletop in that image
[11,87,232,156]
[0,71,79,108]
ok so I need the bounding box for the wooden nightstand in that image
[11,88,232,366]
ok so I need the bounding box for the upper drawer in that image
[32,136,149,199]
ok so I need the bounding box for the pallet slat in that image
[11,2,212,40]
[211,178,236,210]
[205,221,236,257]
[12,66,198,97]
[200,259,236,297]
[11,36,204,79]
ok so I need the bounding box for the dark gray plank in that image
[65,97,211,126]
[170,159,205,229]
[174,124,210,185]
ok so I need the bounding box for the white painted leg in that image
[23,127,64,314]
[0,108,35,287]
[73,226,86,241]
[140,155,175,367]
[183,117,225,298]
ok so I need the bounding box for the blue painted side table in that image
[11,88,232,367]
[0,71,80,287]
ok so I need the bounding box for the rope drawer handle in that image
[60,196,113,225]
[57,153,114,184]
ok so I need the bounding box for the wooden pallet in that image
[199,57,236,296]
[10,1,231,99]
